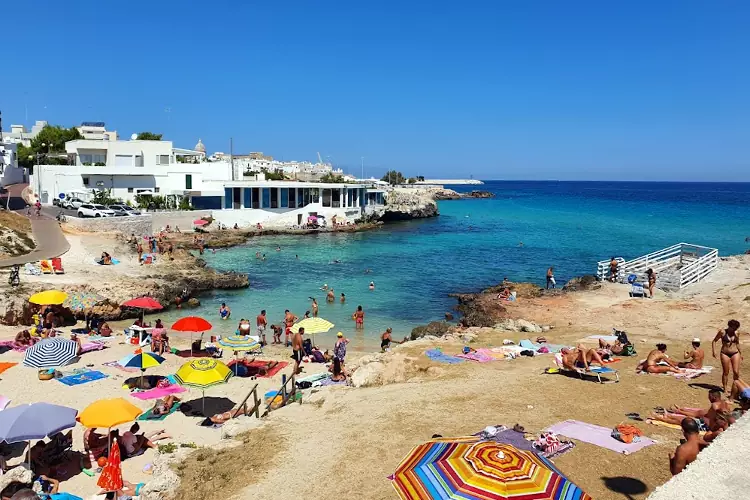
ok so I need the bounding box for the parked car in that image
[77,204,115,218]
[108,204,141,216]
[62,198,85,209]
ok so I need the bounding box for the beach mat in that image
[425,349,464,364]
[646,418,707,436]
[546,420,655,455]
[228,360,288,378]
[137,403,181,421]
[102,361,140,373]
[57,370,108,386]
[584,335,618,342]
[131,385,187,400]
[0,362,18,375]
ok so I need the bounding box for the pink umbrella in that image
[193,219,208,226]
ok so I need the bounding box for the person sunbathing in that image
[152,395,181,417]
[678,338,705,369]
[121,423,171,458]
[206,405,253,425]
[14,330,32,346]
[730,379,750,402]
[561,346,604,371]
[330,357,347,382]
[650,389,731,436]
[598,338,625,355]
[99,322,113,337]
[643,344,682,374]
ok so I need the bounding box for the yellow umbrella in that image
[29,290,68,305]
[78,398,143,451]
[291,317,334,346]
[174,359,232,415]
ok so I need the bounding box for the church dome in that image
[194,139,206,153]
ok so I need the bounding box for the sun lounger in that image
[51,257,65,274]
[553,353,619,383]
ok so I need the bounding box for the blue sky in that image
[4,1,749,180]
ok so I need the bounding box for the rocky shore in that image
[382,189,438,220]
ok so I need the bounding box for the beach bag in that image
[622,344,636,357]
[611,424,642,444]
[534,432,561,455]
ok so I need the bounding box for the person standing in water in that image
[369,281,375,290]
[340,293,346,304]
[311,298,319,317]
[353,305,365,329]
[327,288,335,303]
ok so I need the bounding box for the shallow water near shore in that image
[156,181,750,350]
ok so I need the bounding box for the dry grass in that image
[172,425,284,500]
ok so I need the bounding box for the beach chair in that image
[51,257,65,274]
[39,260,53,274]
[629,283,646,298]
[553,354,619,384]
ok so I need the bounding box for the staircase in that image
[597,243,718,291]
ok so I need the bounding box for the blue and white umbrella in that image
[23,337,79,368]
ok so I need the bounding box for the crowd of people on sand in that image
[127,229,175,264]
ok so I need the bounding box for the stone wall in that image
[64,215,152,236]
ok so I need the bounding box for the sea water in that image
[157,181,750,350]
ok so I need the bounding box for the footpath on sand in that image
[0,217,70,268]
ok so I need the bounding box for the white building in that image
[76,122,118,141]
[31,138,385,227]
[1,121,48,146]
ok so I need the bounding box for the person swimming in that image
[369,281,375,290]
[219,303,230,320]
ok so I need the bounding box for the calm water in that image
[157,181,750,350]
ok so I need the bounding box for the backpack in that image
[622,344,636,357]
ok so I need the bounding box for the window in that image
[322,189,332,207]
[303,189,311,206]
[115,155,132,167]
[79,154,92,165]
[156,155,170,165]
[252,188,260,209]
[127,188,134,193]
[331,189,341,208]
[185,174,192,190]
[135,155,144,167]
[154,187,160,193]
[280,188,288,208]
[224,188,232,209]
[270,188,278,208]
[243,188,251,209]
[262,188,270,208]
[82,177,89,186]
[288,188,296,208]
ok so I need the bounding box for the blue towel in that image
[590,366,616,373]
[166,374,178,385]
[57,370,108,386]
[425,349,464,364]
[519,339,537,349]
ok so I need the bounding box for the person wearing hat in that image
[334,332,349,365]
[679,338,705,369]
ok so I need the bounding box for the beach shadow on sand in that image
[601,476,648,500]
[688,382,724,392]
[180,397,236,418]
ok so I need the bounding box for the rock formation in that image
[462,190,495,199]
[382,189,438,221]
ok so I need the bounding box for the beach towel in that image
[317,377,347,387]
[646,418,708,435]
[57,370,108,386]
[456,351,495,362]
[296,372,330,386]
[425,349,464,364]
[80,343,107,354]
[589,366,617,374]
[0,362,18,375]
[674,366,713,380]
[228,360,288,378]
[103,361,140,373]
[584,335,618,343]
[138,403,181,421]
[546,420,656,455]
[94,258,120,265]
[131,385,187,400]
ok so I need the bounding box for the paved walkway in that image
[0,217,71,268]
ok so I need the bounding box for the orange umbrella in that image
[97,440,123,492]
[171,317,213,356]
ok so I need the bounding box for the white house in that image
[2,121,48,146]
[76,122,118,141]
[31,138,385,227]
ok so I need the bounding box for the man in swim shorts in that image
[291,327,304,375]
[256,310,267,345]
[284,309,298,347]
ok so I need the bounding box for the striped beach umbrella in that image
[291,317,334,346]
[23,337,79,368]
[119,351,166,387]
[217,336,261,374]
[392,439,591,500]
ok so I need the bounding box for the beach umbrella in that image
[122,296,163,324]
[23,337,79,368]
[392,439,592,500]
[0,403,77,444]
[78,398,142,452]
[119,351,166,387]
[291,317,334,346]
[217,335,262,374]
[97,439,124,492]
[64,291,104,312]
[29,290,67,305]
[193,219,208,226]
[174,358,232,414]
[171,316,213,356]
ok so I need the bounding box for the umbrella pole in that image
[202,390,205,416]
[141,368,145,388]
[26,441,30,467]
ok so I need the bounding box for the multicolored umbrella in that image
[291,317,334,346]
[64,291,104,312]
[174,358,232,415]
[97,439,124,492]
[392,439,591,500]
[217,336,262,374]
[172,316,213,356]
[119,351,166,387]
[23,337,79,368]
[29,290,67,305]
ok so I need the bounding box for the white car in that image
[108,204,142,216]
[77,204,115,218]
[63,198,85,209]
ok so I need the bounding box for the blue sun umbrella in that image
[218,335,261,374]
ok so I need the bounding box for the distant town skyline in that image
[4,1,749,181]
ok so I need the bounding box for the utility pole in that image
[230,138,234,181]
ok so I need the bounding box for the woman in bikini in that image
[354,305,365,329]
[713,319,742,394]
[646,268,656,298]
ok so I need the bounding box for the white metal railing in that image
[596,243,718,290]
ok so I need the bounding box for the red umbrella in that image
[122,297,163,310]
[171,317,213,356]
[97,439,123,492]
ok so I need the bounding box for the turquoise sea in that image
[158,181,750,351]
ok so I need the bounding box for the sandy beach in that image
[2,235,749,498]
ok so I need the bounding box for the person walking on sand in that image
[546,267,556,289]
[136,242,143,264]
[353,305,365,329]
[291,327,304,374]
[713,319,742,394]
[334,332,349,364]
[256,310,267,345]
[311,298,319,317]
[646,268,656,298]
[609,257,619,282]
